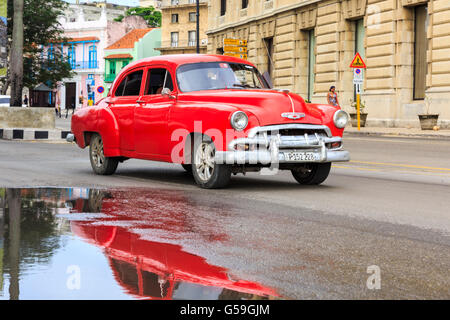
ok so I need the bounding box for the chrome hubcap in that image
[195,142,215,182]
[91,137,105,168]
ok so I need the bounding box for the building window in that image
[88,45,97,69]
[220,0,226,16]
[414,5,428,100]
[68,45,76,69]
[171,14,179,23]
[242,0,248,9]
[109,60,116,75]
[263,37,274,83]
[189,12,196,22]
[188,31,196,47]
[308,29,316,102]
[171,32,179,47]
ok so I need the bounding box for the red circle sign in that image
[97,86,105,94]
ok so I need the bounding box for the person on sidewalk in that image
[66,97,76,119]
[327,86,339,107]
[23,95,29,107]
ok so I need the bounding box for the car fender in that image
[306,103,344,137]
[97,107,121,157]
[168,102,260,163]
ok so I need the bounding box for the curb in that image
[344,130,450,140]
[0,128,71,141]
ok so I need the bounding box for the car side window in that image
[115,70,144,97]
[144,68,174,96]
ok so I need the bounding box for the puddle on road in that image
[0,188,278,300]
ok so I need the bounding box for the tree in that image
[9,0,23,107]
[3,0,74,98]
[114,6,162,28]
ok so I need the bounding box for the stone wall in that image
[0,107,55,129]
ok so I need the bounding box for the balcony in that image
[156,39,207,50]
[104,73,117,83]
[71,61,99,70]
[160,0,207,9]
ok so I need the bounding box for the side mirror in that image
[161,88,176,99]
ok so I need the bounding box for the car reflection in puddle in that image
[0,188,278,300]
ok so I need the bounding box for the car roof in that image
[123,54,256,72]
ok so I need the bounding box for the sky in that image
[64,0,139,6]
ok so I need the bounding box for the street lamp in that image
[196,0,200,54]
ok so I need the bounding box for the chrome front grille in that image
[229,124,341,151]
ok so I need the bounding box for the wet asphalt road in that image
[0,135,449,299]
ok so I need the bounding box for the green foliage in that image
[6,0,75,89]
[114,6,162,27]
[0,0,6,17]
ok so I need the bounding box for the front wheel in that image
[291,163,331,185]
[89,133,119,175]
[191,136,231,189]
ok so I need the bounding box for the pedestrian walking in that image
[23,95,29,107]
[66,97,76,118]
[327,86,339,107]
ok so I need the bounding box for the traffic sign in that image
[224,53,248,60]
[97,86,105,94]
[353,68,363,85]
[223,45,248,53]
[350,52,366,68]
[223,38,247,46]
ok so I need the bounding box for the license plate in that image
[284,151,318,162]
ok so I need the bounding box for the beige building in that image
[206,0,450,128]
[156,0,209,54]
[140,0,162,10]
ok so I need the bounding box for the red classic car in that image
[68,54,350,188]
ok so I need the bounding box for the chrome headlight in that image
[230,111,248,131]
[333,110,349,129]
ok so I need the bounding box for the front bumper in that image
[215,124,350,165]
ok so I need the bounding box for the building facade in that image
[104,28,161,93]
[156,0,208,54]
[54,4,147,110]
[140,0,163,10]
[207,0,450,128]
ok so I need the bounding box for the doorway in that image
[65,82,76,110]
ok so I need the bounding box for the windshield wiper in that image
[232,84,261,89]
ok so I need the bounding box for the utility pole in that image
[196,0,200,54]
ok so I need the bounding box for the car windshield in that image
[176,62,269,92]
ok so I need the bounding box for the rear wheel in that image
[291,163,331,185]
[89,133,119,175]
[191,136,231,189]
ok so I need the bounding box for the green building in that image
[104,28,161,95]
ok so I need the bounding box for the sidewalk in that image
[55,114,72,131]
[344,126,450,139]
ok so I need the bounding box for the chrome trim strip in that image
[215,150,350,164]
[247,124,332,138]
[228,135,341,150]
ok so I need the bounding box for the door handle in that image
[136,100,145,104]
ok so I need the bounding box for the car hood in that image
[178,89,326,126]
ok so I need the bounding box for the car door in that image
[134,66,175,157]
[108,68,145,152]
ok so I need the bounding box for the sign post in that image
[350,53,366,131]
